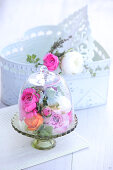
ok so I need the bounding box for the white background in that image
[0,0,113,54]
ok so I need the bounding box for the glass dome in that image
[18,66,74,136]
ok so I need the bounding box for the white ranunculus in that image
[61,51,83,74]
[57,96,71,113]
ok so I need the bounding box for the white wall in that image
[0,0,113,56]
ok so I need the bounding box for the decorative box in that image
[0,6,110,110]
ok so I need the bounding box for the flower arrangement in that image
[26,36,98,77]
[26,36,84,75]
[19,70,73,136]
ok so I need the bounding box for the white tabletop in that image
[25,104,113,170]
[0,105,88,170]
[0,0,113,169]
[0,98,113,170]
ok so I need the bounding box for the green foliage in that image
[36,126,53,137]
[43,96,48,107]
[26,36,72,69]
[59,72,62,74]
[84,64,96,77]
[49,36,72,54]
[27,54,37,63]
[49,36,72,61]
[37,102,42,113]
[26,54,42,68]
[54,50,66,60]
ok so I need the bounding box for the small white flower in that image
[57,96,71,113]
[61,51,83,74]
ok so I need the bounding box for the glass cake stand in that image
[11,114,78,150]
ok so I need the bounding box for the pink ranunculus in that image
[50,113,63,127]
[20,107,38,120]
[43,53,59,71]
[42,107,52,117]
[44,111,70,133]
[21,88,40,113]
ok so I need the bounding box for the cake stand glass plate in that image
[11,113,78,150]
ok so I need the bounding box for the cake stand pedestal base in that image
[32,139,56,150]
[11,113,78,150]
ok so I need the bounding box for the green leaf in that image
[38,126,53,137]
[38,124,44,131]
[92,73,96,77]
[27,54,32,63]
[35,64,39,68]
[37,102,42,113]
[67,48,74,52]
[40,130,49,137]
[84,64,97,77]
[49,36,72,53]
[44,126,53,134]
[35,58,40,62]
[26,54,40,67]
[43,96,48,107]
[32,54,36,59]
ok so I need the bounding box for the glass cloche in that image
[10,66,77,150]
[18,66,74,136]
